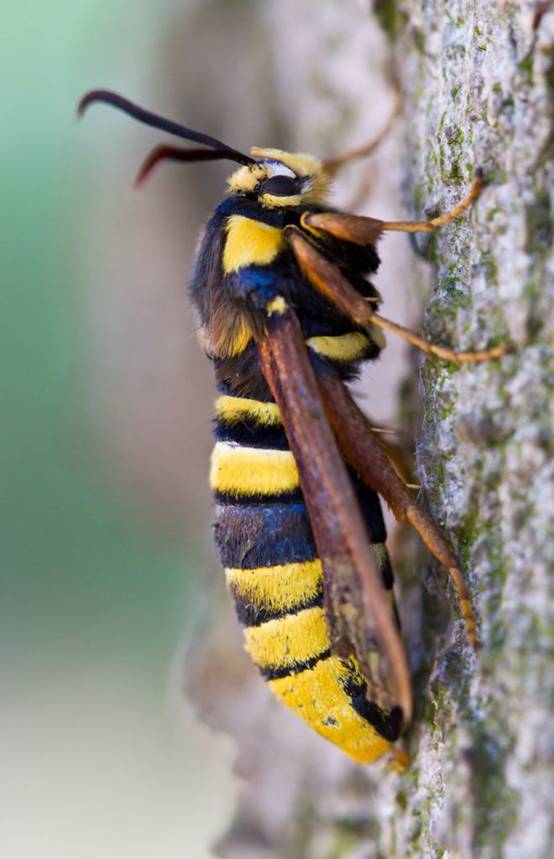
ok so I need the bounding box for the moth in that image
[79,90,506,765]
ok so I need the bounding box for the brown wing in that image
[284,224,481,647]
[257,303,412,722]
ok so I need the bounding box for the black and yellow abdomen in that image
[211,393,401,764]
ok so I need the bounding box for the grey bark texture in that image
[184,2,554,857]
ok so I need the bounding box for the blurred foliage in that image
[1,2,237,856]
[1,0,202,666]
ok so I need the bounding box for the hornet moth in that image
[79,90,507,765]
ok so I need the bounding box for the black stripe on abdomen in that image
[213,501,318,569]
[259,648,332,680]
[229,579,324,627]
[340,660,403,741]
[214,419,290,450]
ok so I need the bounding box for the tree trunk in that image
[384,2,554,857]
[189,3,554,856]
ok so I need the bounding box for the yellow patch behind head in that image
[223,215,285,273]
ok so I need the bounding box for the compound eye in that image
[260,174,300,197]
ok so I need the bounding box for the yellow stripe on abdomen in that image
[215,395,282,427]
[210,441,299,496]
[212,387,396,764]
[226,559,322,615]
[269,655,391,764]
[244,606,328,670]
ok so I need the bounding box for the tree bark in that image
[392,3,554,856]
[188,3,554,856]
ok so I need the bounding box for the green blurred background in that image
[0,1,256,855]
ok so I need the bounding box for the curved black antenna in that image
[135,144,246,187]
[78,89,255,166]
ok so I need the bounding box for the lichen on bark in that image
[396,2,554,856]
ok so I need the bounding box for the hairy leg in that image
[302,171,484,241]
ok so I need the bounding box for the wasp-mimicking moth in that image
[79,90,506,764]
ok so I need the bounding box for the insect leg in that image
[378,170,484,233]
[368,314,507,363]
[287,228,508,364]
[302,171,484,240]
[317,372,479,648]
